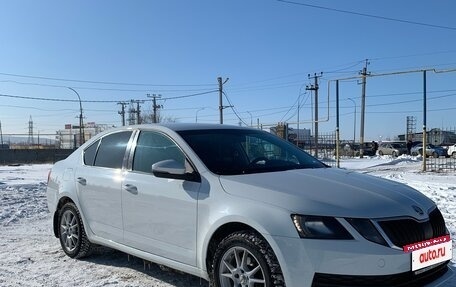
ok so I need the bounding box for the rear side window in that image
[83,139,100,166]
[94,131,132,169]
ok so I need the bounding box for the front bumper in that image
[271,236,454,287]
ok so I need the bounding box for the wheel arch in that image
[199,202,295,281]
[52,196,76,238]
[204,222,263,276]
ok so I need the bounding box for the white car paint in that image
[47,124,454,287]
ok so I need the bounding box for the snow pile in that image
[0,160,455,286]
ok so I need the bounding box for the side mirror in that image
[152,159,200,182]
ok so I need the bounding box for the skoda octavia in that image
[47,124,454,286]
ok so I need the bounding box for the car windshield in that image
[178,129,326,175]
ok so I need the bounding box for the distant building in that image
[398,128,456,146]
[270,123,311,148]
[56,122,113,149]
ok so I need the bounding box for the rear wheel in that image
[58,202,92,258]
[452,152,456,159]
[432,152,439,158]
[211,231,285,287]
[392,151,397,157]
[378,150,383,156]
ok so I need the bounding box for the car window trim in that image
[126,129,200,179]
[82,130,134,169]
[82,139,101,166]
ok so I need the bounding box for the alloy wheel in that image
[219,246,266,287]
[60,209,80,253]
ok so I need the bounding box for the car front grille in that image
[312,262,449,287]
[377,208,447,248]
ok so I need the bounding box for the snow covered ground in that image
[0,157,455,286]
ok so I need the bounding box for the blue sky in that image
[0,0,455,142]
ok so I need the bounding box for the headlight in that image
[346,218,388,246]
[291,215,353,239]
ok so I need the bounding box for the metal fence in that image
[300,132,337,167]
[423,128,456,172]
[425,157,456,172]
[297,129,456,172]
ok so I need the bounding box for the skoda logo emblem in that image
[412,205,424,215]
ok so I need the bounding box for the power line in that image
[277,0,456,31]
[0,72,217,87]
[222,91,248,126]
[228,60,365,89]
[370,50,456,61]
[0,79,217,93]
[0,89,218,103]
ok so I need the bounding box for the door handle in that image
[76,177,87,186]
[123,184,138,195]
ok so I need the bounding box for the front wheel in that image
[58,202,92,258]
[453,152,456,159]
[211,231,285,287]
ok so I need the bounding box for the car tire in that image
[378,151,383,156]
[211,231,285,287]
[58,202,92,259]
[432,152,439,158]
[392,151,397,157]
[452,152,456,159]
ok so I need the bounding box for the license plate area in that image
[411,240,452,271]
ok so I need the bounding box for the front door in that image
[122,130,200,266]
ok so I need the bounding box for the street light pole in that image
[247,111,253,127]
[196,107,205,123]
[347,98,356,145]
[68,87,84,146]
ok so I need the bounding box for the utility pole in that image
[306,72,322,158]
[28,115,34,145]
[147,94,162,123]
[336,80,340,168]
[0,120,3,147]
[423,70,427,171]
[218,77,229,124]
[128,101,136,125]
[117,102,127,126]
[130,100,145,124]
[136,101,142,124]
[359,60,369,158]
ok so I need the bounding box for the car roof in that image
[134,123,255,132]
[80,123,259,150]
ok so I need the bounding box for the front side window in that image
[132,131,185,173]
[94,131,132,169]
[178,129,325,175]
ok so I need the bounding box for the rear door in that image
[122,130,200,266]
[76,131,133,243]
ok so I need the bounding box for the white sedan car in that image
[448,144,456,158]
[47,124,454,287]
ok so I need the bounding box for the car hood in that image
[219,168,435,219]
